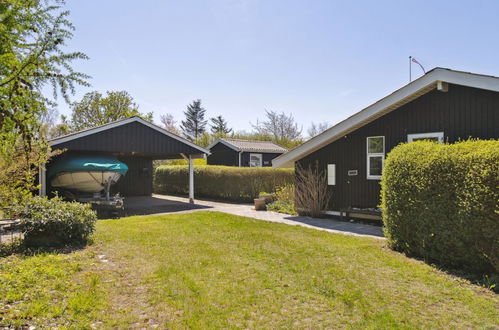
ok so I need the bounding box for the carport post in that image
[38,165,46,197]
[188,155,194,203]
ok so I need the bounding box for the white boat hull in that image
[51,171,123,193]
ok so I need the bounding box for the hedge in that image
[154,165,294,202]
[381,139,499,275]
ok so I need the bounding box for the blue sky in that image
[59,0,499,133]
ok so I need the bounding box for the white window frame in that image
[327,164,336,185]
[367,136,385,180]
[249,153,263,167]
[407,132,444,143]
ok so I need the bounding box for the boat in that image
[49,155,128,192]
[48,155,128,210]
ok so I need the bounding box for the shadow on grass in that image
[397,249,499,293]
[0,238,91,258]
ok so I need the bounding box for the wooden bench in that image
[339,208,382,221]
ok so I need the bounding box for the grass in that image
[1,211,498,328]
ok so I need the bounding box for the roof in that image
[49,116,210,154]
[207,138,288,153]
[273,67,499,167]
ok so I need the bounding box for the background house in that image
[207,138,287,167]
[273,68,499,214]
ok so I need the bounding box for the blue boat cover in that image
[48,155,128,178]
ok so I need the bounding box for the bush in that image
[295,163,331,217]
[154,165,294,202]
[267,184,296,215]
[12,196,97,247]
[381,140,499,275]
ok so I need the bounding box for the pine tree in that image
[210,115,232,135]
[180,99,207,140]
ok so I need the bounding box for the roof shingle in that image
[213,138,288,153]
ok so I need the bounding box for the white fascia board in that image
[49,117,210,154]
[273,68,499,168]
[207,139,241,152]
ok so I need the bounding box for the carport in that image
[39,116,208,203]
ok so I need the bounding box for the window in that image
[407,132,444,143]
[249,153,262,167]
[367,136,385,180]
[327,164,336,185]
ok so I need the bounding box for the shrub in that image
[12,196,97,247]
[295,163,331,218]
[154,165,294,202]
[381,139,499,275]
[267,184,296,215]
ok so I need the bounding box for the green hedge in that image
[381,140,499,275]
[154,165,294,202]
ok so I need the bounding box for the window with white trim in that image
[327,164,336,185]
[407,132,444,143]
[367,136,384,180]
[249,153,262,167]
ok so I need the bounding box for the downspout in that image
[238,150,243,167]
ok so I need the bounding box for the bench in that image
[339,208,382,221]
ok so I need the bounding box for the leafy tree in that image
[231,130,302,149]
[160,113,181,135]
[251,109,302,146]
[68,91,153,131]
[193,132,214,148]
[210,115,232,135]
[180,99,207,140]
[0,0,88,209]
[307,121,330,138]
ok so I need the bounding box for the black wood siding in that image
[207,143,239,166]
[298,84,499,210]
[112,157,153,196]
[240,152,282,167]
[207,143,283,167]
[54,121,202,157]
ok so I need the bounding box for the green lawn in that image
[1,211,498,328]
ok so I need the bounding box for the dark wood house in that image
[207,138,287,167]
[40,117,208,202]
[273,68,499,216]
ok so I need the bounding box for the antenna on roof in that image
[409,56,426,82]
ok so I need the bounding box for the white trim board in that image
[206,138,240,152]
[49,117,210,154]
[272,68,499,168]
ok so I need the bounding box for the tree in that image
[251,109,302,143]
[180,99,207,140]
[210,115,232,135]
[231,130,303,149]
[0,0,88,208]
[68,91,153,131]
[160,113,181,135]
[307,121,330,138]
[38,107,59,138]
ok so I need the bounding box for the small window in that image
[407,132,444,143]
[249,153,262,167]
[327,164,336,185]
[367,136,385,180]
